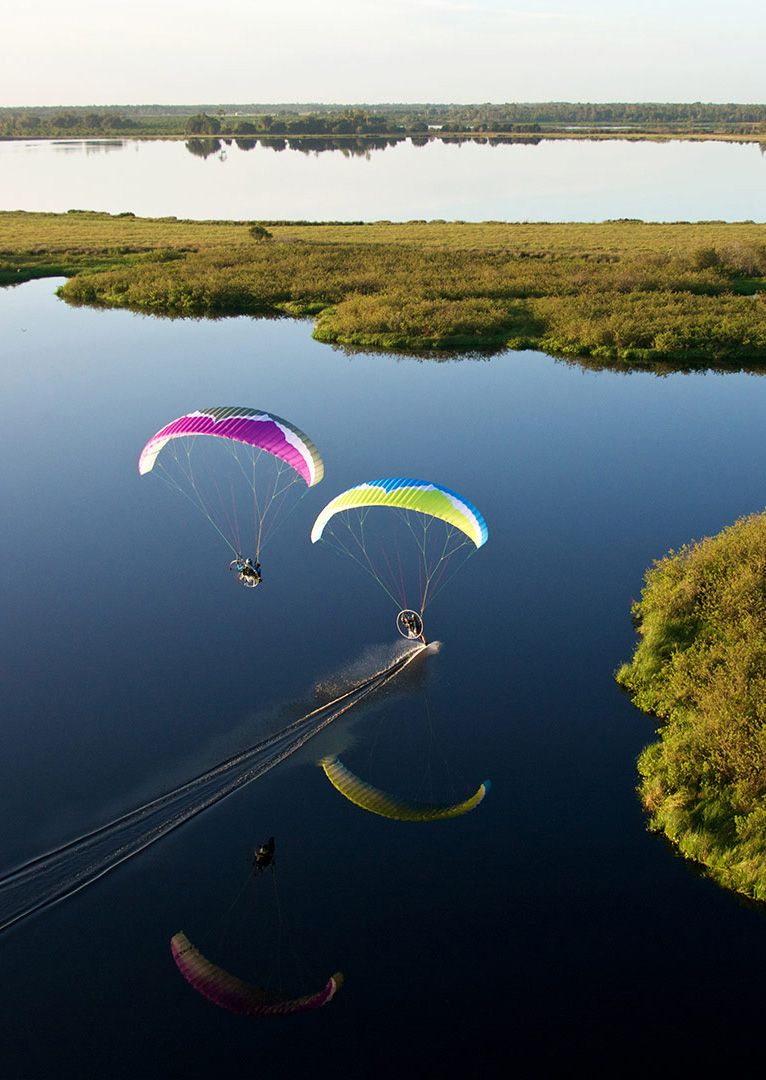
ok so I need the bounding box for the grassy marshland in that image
[617,513,766,901]
[2,211,766,366]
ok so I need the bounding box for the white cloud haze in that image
[2,0,763,105]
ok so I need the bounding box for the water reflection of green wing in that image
[320,756,490,822]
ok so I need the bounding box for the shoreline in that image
[2,131,766,145]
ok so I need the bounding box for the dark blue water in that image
[2,279,765,1074]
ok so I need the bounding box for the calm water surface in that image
[2,136,766,220]
[1,279,765,1074]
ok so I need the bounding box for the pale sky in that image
[3,0,765,106]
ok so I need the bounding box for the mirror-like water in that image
[3,136,766,221]
[1,280,765,1075]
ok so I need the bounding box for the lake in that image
[1,270,765,1075]
[3,135,766,221]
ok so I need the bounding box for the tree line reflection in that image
[184,133,545,160]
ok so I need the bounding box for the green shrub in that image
[618,512,766,900]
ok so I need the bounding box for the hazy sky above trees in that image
[3,0,763,106]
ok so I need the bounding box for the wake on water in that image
[0,642,428,936]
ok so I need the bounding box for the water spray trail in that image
[0,644,425,935]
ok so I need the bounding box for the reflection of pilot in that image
[253,836,275,871]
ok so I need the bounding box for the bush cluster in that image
[617,513,766,900]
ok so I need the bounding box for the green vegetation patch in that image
[314,294,530,350]
[4,101,766,139]
[617,512,766,900]
[2,212,766,365]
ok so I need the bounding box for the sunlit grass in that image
[617,512,766,901]
[2,211,766,366]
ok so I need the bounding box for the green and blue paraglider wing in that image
[311,478,488,548]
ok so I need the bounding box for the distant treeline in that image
[4,102,766,139]
[0,110,142,136]
[436,101,766,129]
[184,108,402,136]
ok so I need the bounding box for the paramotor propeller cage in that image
[397,609,424,641]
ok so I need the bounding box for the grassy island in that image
[617,514,766,901]
[2,211,766,367]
